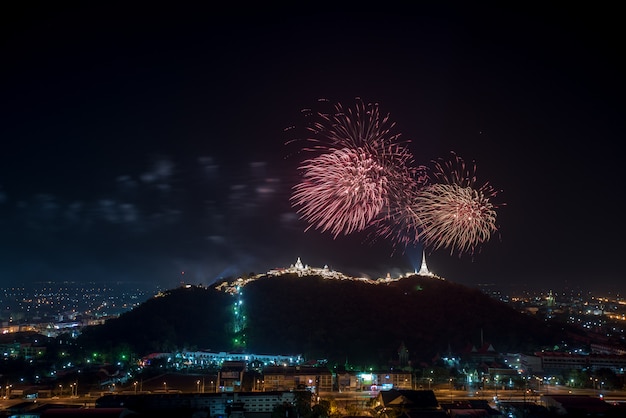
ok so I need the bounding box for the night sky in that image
[1,4,624,292]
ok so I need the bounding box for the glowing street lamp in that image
[493,376,499,398]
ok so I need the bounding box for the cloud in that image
[95,200,139,224]
[139,158,174,191]
[198,156,219,178]
[1,152,306,287]
[116,175,139,191]
[256,178,280,196]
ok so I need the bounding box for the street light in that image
[134,381,138,394]
[163,382,167,393]
[197,380,201,393]
[494,375,499,399]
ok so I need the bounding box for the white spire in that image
[418,251,433,276]
[294,257,304,270]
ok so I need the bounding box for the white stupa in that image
[294,257,304,270]
[417,251,434,277]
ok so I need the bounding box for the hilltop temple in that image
[217,255,442,295]
[416,251,434,277]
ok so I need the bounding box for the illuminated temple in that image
[416,251,434,277]
[216,255,442,295]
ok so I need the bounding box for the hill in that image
[78,285,233,358]
[242,274,579,366]
[77,275,582,367]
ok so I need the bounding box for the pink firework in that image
[290,98,420,238]
[415,152,502,256]
[366,166,428,250]
[290,98,414,162]
[291,148,389,237]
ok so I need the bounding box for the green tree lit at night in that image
[231,285,247,350]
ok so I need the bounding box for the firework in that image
[366,165,429,249]
[414,152,502,256]
[306,98,404,150]
[289,98,420,238]
[291,148,389,237]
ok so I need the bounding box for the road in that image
[319,385,626,409]
[4,386,626,416]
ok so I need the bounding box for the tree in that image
[293,390,313,417]
[309,400,330,418]
[272,402,296,418]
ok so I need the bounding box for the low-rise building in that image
[96,390,297,417]
[262,366,332,393]
[373,389,447,417]
[533,351,626,374]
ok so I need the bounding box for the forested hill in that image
[242,274,578,366]
[77,274,582,367]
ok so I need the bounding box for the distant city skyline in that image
[1,4,624,292]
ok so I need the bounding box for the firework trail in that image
[414,152,502,256]
[289,98,420,238]
[292,147,388,237]
[366,165,428,250]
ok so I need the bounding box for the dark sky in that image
[1,4,624,292]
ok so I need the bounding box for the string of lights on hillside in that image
[214,253,441,296]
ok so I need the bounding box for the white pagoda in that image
[417,251,434,277]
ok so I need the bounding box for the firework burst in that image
[366,167,428,250]
[415,152,502,256]
[291,147,389,237]
[289,98,420,238]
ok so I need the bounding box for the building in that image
[96,391,297,417]
[218,361,247,392]
[542,394,614,416]
[373,389,447,417]
[376,371,413,391]
[416,251,435,277]
[262,365,333,393]
[531,351,626,374]
[439,400,502,417]
[172,350,303,369]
